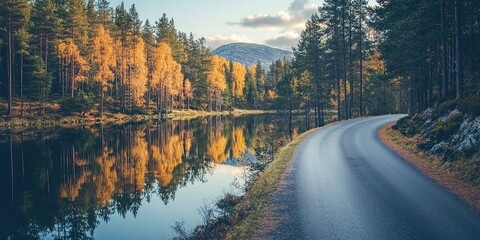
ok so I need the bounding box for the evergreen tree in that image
[0,0,30,116]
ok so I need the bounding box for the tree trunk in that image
[441,0,448,99]
[100,85,104,117]
[359,2,364,117]
[157,92,161,120]
[315,68,320,127]
[289,97,292,140]
[342,0,348,120]
[45,35,49,73]
[335,23,341,121]
[146,88,151,110]
[348,2,353,119]
[20,53,24,117]
[408,75,414,116]
[71,58,75,97]
[8,18,13,117]
[455,0,463,99]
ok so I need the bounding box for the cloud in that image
[230,0,316,29]
[265,33,300,50]
[205,34,252,49]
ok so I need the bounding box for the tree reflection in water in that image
[0,114,310,239]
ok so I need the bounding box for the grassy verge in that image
[380,123,480,211]
[225,127,319,239]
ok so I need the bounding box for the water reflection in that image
[0,114,309,239]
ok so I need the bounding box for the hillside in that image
[212,43,293,67]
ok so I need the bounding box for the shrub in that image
[458,95,480,116]
[394,116,423,136]
[431,113,463,141]
[436,99,457,116]
[60,93,96,115]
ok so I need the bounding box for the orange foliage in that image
[208,56,228,92]
[231,62,247,97]
[152,42,184,98]
[130,37,148,106]
[92,26,116,92]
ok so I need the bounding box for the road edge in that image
[379,122,480,212]
[226,127,320,240]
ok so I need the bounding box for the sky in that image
[109,0,372,51]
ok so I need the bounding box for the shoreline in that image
[226,127,320,239]
[379,123,480,212]
[0,109,276,133]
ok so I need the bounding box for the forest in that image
[0,0,479,125]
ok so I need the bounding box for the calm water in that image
[0,114,310,240]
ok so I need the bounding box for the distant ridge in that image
[212,43,293,67]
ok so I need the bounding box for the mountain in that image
[211,43,293,67]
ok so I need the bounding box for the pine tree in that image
[24,55,52,114]
[31,0,61,94]
[293,13,326,126]
[114,2,131,113]
[65,0,88,50]
[184,78,192,109]
[16,2,31,116]
[0,0,30,116]
[254,61,265,105]
[96,0,112,28]
[142,19,156,110]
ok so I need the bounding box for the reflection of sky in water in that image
[93,164,245,240]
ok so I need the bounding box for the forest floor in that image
[0,100,273,132]
[380,123,480,211]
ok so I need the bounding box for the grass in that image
[381,123,480,211]
[225,127,319,239]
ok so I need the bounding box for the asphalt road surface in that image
[260,115,480,240]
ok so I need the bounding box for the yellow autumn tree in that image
[152,42,184,115]
[208,56,228,110]
[92,26,116,115]
[130,37,148,108]
[231,62,246,99]
[57,38,89,97]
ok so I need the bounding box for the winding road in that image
[258,115,480,240]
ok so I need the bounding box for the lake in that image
[0,114,311,240]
